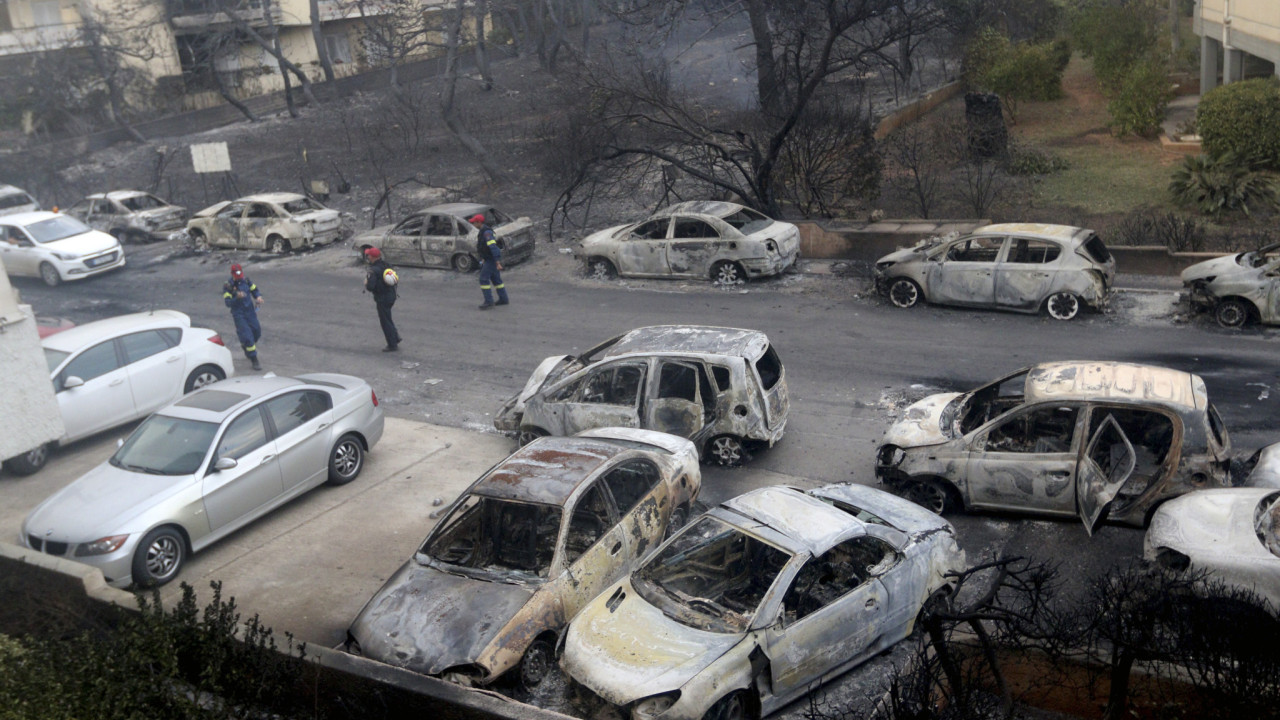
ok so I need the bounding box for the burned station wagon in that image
[560,483,965,720]
[1181,241,1280,328]
[578,201,801,284]
[65,190,187,243]
[186,193,344,254]
[352,202,535,272]
[876,362,1232,534]
[344,427,701,689]
[874,223,1115,320]
[493,326,788,466]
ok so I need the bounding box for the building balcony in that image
[167,0,281,32]
[0,24,83,57]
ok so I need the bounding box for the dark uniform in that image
[223,264,263,370]
[473,215,508,310]
[364,248,401,351]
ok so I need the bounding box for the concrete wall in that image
[0,261,64,462]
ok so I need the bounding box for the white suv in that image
[0,211,125,286]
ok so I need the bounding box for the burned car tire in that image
[664,505,689,541]
[451,254,478,273]
[326,434,364,486]
[901,478,956,515]
[1214,299,1251,329]
[706,435,746,466]
[888,278,922,308]
[518,635,556,689]
[269,236,291,255]
[588,257,617,280]
[706,691,749,720]
[518,427,548,446]
[711,260,746,285]
[132,526,185,588]
[3,444,49,476]
[190,230,210,252]
[126,230,150,245]
[1045,292,1081,321]
[184,365,226,392]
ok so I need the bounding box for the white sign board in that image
[191,142,232,174]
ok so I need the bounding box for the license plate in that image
[87,252,116,267]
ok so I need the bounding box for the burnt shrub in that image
[1107,210,1207,251]
[1197,77,1280,170]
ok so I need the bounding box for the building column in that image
[1224,48,1244,84]
[1201,35,1221,92]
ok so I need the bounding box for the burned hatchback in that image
[64,190,187,243]
[493,326,788,465]
[1181,241,1280,328]
[874,223,1115,320]
[877,362,1231,534]
[344,427,700,688]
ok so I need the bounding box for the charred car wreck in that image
[1181,241,1280,328]
[493,326,788,466]
[560,483,965,720]
[64,191,187,243]
[877,361,1232,533]
[186,193,345,254]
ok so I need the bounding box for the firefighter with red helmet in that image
[470,214,509,310]
[363,247,401,352]
[223,263,263,371]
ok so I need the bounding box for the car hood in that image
[562,580,743,704]
[1146,488,1277,559]
[192,201,231,218]
[493,355,577,430]
[882,392,963,448]
[580,224,632,250]
[1181,253,1246,283]
[348,560,537,676]
[352,224,395,246]
[24,462,191,542]
[44,230,119,257]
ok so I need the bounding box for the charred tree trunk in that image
[310,0,336,82]
[474,0,493,90]
[444,0,505,182]
[240,0,319,107]
[213,67,259,122]
[78,16,146,142]
[1103,649,1135,720]
[745,0,778,112]
[274,29,299,117]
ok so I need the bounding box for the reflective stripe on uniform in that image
[494,283,505,289]
[245,344,256,352]
[223,293,233,299]
[480,284,492,290]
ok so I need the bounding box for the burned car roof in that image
[720,486,867,556]
[472,436,627,505]
[426,202,496,216]
[649,201,751,219]
[600,325,769,360]
[976,223,1094,245]
[239,192,307,204]
[1025,361,1203,410]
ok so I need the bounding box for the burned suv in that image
[494,326,788,465]
[876,361,1232,534]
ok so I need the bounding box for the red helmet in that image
[230,263,244,278]
[468,214,485,224]
[363,247,382,261]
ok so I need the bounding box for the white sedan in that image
[3,311,234,476]
[0,211,125,286]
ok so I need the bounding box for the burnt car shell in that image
[1180,242,1280,326]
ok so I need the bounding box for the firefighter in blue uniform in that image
[470,213,509,310]
[223,263,264,371]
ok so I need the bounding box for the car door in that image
[54,339,136,441]
[995,238,1063,310]
[202,407,284,530]
[381,215,427,266]
[559,362,645,434]
[926,236,1005,307]
[618,219,671,276]
[560,480,630,619]
[242,203,275,249]
[210,203,245,247]
[667,216,721,277]
[765,537,894,699]
[1076,413,1137,535]
[119,328,186,414]
[0,223,38,275]
[964,403,1082,516]
[644,360,705,439]
[418,214,458,268]
[263,390,334,492]
[601,458,670,558]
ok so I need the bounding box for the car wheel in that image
[269,236,291,255]
[518,635,556,689]
[888,278,922,308]
[132,526,185,588]
[125,230,150,245]
[190,230,210,251]
[184,364,226,393]
[110,229,127,243]
[1045,292,1081,321]
[3,444,49,476]
[902,478,954,515]
[711,260,745,285]
[914,588,951,634]
[664,504,689,541]
[451,254,478,273]
[518,427,548,446]
[706,435,745,466]
[707,691,749,720]
[1214,298,1251,329]
[588,257,617,280]
[39,262,61,287]
[326,434,364,486]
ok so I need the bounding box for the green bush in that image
[964,27,1066,121]
[1007,145,1069,175]
[1169,153,1279,216]
[1197,77,1280,170]
[1107,56,1173,138]
[1070,0,1160,96]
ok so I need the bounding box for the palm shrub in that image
[1169,153,1279,216]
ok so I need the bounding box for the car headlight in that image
[52,252,80,261]
[632,691,681,720]
[878,445,905,467]
[1154,547,1190,572]
[75,534,129,557]
[875,261,894,272]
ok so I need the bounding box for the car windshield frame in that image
[110,414,220,476]
[25,216,93,244]
[719,207,772,235]
[43,348,70,374]
[281,197,324,214]
[418,494,562,584]
[1255,492,1280,559]
[119,194,167,211]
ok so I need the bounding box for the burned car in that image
[352,202,534,272]
[0,184,40,216]
[1145,488,1280,608]
[493,325,788,466]
[877,362,1232,534]
[578,201,800,283]
[874,223,1115,320]
[560,483,965,720]
[64,191,187,243]
[344,427,701,688]
[1181,241,1280,328]
[186,193,344,254]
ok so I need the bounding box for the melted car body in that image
[353,202,535,272]
[65,191,187,242]
[874,223,1115,320]
[876,361,1232,533]
[1181,242,1280,328]
[344,428,701,687]
[560,484,965,720]
[493,326,789,466]
[578,201,800,283]
[186,193,344,254]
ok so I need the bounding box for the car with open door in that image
[875,361,1232,533]
[493,325,789,465]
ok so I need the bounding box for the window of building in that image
[30,0,61,26]
[324,33,352,64]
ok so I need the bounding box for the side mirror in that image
[213,457,238,471]
[63,376,84,389]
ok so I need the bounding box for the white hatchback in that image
[0,211,125,286]
[2,311,234,476]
